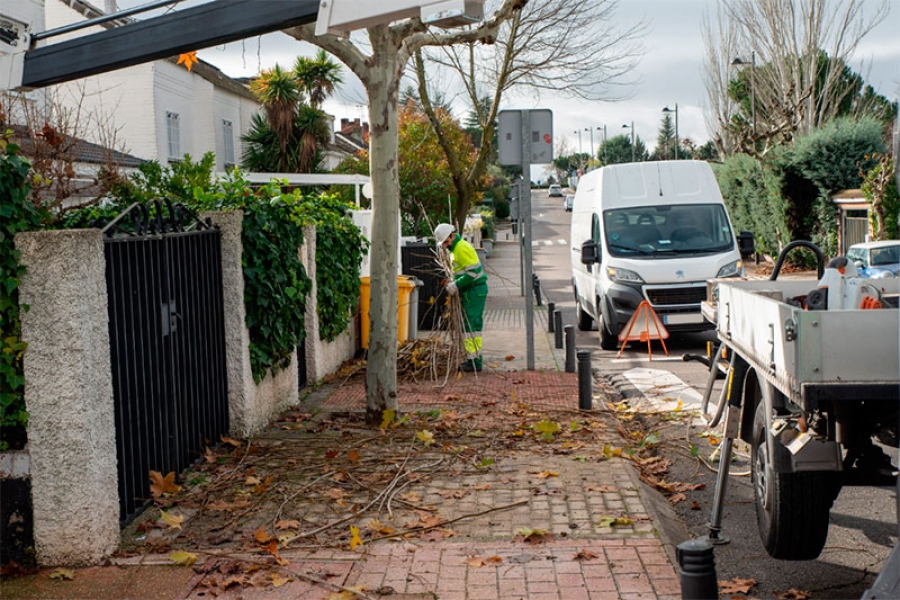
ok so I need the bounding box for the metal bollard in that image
[532,274,542,306]
[577,350,592,410]
[564,325,575,373]
[547,302,556,333]
[554,310,563,348]
[677,539,718,600]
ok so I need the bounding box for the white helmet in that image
[434,223,455,244]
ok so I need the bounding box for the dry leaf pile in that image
[119,398,625,597]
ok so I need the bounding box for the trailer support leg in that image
[704,434,734,545]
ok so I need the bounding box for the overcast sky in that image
[121,0,899,171]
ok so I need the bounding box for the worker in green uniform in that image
[434,223,488,372]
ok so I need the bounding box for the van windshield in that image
[603,204,734,257]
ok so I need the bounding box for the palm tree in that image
[249,64,300,170]
[293,50,343,109]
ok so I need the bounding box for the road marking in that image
[621,367,703,415]
[557,239,567,245]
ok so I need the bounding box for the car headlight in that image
[869,270,895,279]
[606,266,644,283]
[717,259,743,278]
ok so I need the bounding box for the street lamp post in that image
[662,104,678,160]
[598,125,607,164]
[585,127,595,160]
[731,52,756,135]
[573,129,583,155]
[622,121,635,162]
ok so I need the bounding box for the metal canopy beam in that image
[22,0,319,88]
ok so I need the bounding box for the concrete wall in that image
[16,230,119,566]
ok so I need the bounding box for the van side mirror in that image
[737,231,756,257]
[581,240,600,265]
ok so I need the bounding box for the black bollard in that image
[532,274,542,306]
[547,302,556,333]
[577,350,592,410]
[564,325,575,373]
[677,539,718,600]
[554,310,563,348]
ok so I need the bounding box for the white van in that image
[571,161,746,350]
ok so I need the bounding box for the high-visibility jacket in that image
[449,235,487,290]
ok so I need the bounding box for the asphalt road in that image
[520,185,899,599]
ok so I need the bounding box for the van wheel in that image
[597,311,618,351]
[576,298,593,331]
[751,401,835,560]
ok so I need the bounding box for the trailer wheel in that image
[597,308,618,350]
[751,401,834,560]
[576,297,593,331]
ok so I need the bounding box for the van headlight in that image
[717,260,743,278]
[606,266,644,283]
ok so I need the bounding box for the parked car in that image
[847,240,900,278]
[548,184,563,197]
[564,194,575,212]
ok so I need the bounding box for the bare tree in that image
[1,87,129,217]
[703,0,890,157]
[286,3,529,423]
[414,0,644,228]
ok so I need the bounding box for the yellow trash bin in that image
[359,276,416,349]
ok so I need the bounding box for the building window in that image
[166,111,181,161]
[222,119,235,168]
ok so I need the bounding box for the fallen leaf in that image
[271,572,292,588]
[718,577,757,594]
[690,501,702,510]
[473,484,492,491]
[159,509,184,530]
[381,408,396,429]
[170,551,197,567]
[221,435,242,447]
[585,485,617,493]
[349,525,364,550]
[669,493,687,504]
[254,527,271,543]
[516,527,549,543]
[245,475,262,486]
[149,471,181,499]
[467,555,503,567]
[399,491,421,503]
[475,457,495,468]
[416,430,435,446]
[438,489,470,499]
[535,470,558,479]
[347,449,361,462]
[276,520,300,530]
[48,568,75,581]
[775,588,810,600]
[505,355,515,361]
[574,549,599,561]
[252,476,272,495]
[204,447,216,464]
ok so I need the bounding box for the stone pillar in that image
[17,229,118,566]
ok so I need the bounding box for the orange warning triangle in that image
[617,300,669,360]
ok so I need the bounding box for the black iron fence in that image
[103,201,229,524]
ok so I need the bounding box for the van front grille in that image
[646,287,707,306]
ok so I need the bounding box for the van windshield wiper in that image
[608,242,653,255]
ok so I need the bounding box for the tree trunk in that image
[364,29,401,424]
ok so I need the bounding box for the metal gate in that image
[103,201,229,525]
[842,209,869,253]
